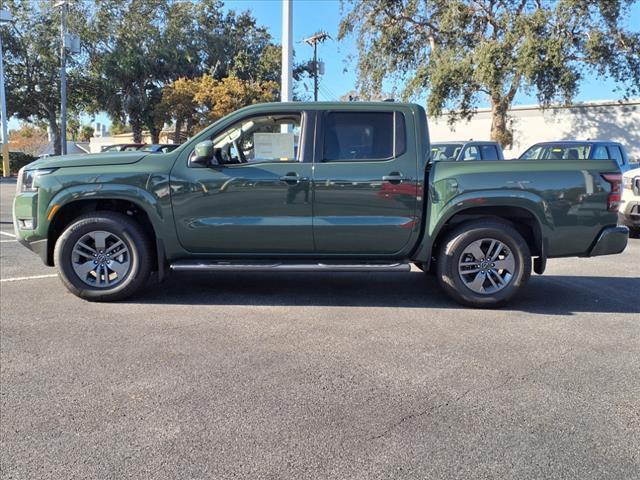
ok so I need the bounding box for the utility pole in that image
[303,32,330,101]
[58,1,68,155]
[0,9,12,177]
[281,0,293,103]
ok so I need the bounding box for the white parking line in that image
[0,240,16,243]
[0,231,16,238]
[0,274,58,283]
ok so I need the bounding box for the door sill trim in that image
[169,261,411,272]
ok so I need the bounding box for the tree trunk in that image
[130,116,143,144]
[47,110,61,156]
[489,97,512,149]
[150,127,160,144]
[173,117,183,144]
[185,115,194,138]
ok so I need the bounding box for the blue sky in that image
[227,0,640,105]
[12,0,640,131]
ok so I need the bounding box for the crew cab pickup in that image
[431,141,505,162]
[13,102,629,307]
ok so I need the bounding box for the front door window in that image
[211,114,302,165]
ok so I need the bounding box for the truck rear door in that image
[312,107,420,256]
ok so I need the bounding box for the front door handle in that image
[280,173,308,184]
[382,172,404,184]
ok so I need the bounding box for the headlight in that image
[18,168,56,193]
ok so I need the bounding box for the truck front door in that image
[170,110,314,254]
[312,108,420,256]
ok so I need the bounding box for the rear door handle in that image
[382,172,404,184]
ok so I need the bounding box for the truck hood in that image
[25,152,148,170]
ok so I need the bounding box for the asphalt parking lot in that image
[1,178,639,480]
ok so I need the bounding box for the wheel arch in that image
[46,187,164,269]
[412,201,549,272]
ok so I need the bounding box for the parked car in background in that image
[431,141,505,161]
[138,144,180,154]
[619,167,640,237]
[518,141,631,171]
[101,143,145,152]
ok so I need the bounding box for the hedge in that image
[0,151,38,176]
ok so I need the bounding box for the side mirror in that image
[189,140,214,167]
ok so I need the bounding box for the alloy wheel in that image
[457,238,516,295]
[71,230,131,288]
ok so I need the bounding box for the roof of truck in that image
[432,141,500,145]
[229,101,423,112]
[530,140,623,146]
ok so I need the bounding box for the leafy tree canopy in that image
[3,0,291,148]
[339,0,640,146]
[161,74,278,140]
[88,0,285,143]
[2,0,93,154]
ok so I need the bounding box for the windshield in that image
[431,143,463,161]
[519,144,591,160]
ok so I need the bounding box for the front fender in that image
[48,183,165,227]
[43,180,183,261]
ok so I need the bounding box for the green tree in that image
[89,1,284,143]
[339,0,640,147]
[79,125,94,142]
[89,1,168,143]
[67,116,80,141]
[2,0,92,155]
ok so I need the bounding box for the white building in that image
[428,99,640,160]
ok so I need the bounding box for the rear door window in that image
[522,145,591,160]
[480,145,500,160]
[323,111,405,161]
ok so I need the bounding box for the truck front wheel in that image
[436,221,531,307]
[53,212,153,302]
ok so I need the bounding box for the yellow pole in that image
[0,23,9,177]
[1,143,8,177]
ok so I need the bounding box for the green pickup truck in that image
[13,102,628,307]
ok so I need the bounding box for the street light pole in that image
[59,1,68,155]
[0,9,12,177]
[281,0,293,103]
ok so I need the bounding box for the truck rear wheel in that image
[53,212,153,302]
[436,221,531,307]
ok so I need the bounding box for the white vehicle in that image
[619,167,640,237]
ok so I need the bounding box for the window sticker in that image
[253,132,295,160]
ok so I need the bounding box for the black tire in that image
[436,220,531,308]
[629,227,640,239]
[53,211,153,301]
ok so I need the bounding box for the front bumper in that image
[586,226,629,257]
[13,191,51,265]
[16,236,49,264]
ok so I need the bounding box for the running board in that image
[170,260,411,272]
